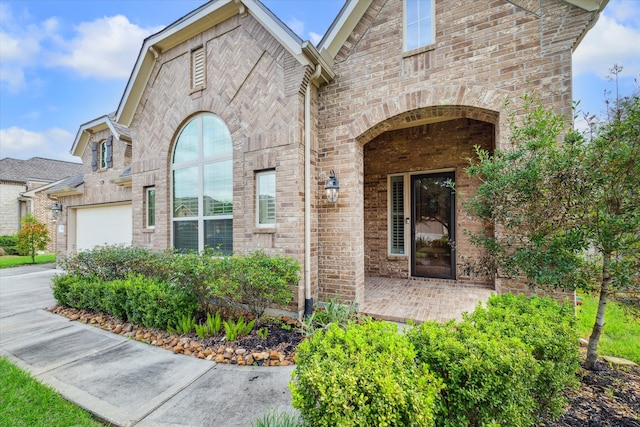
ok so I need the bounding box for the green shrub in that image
[223,316,256,341]
[465,293,580,421]
[291,321,441,427]
[169,249,229,310]
[406,320,539,427]
[0,235,19,255]
[52,274,198,329]
[220,251,299,319]
[58,245,173,282]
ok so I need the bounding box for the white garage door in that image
[75,204,132,252]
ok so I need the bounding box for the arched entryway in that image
[359,105,498,322]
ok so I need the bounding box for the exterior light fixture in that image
[50,202,63,220]
[325,170,340,203]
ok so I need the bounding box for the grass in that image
[0,254,56,268]
[576,291,640,364]
[0,357,105,427]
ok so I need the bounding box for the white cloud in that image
[573,7,640,79]
[50,15,161,79]
[0,5,57,92]
[287,17,305,38]
[0,127,76,161]
[0,3,161,89]
[309,31,323,45]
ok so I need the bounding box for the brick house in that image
[0,157,83,253]
[52,0,606,317]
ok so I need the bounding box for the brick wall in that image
[129,13,315,314]
[316,0,597,304]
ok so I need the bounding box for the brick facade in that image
[55,0,601,315]
[316,0,597,305]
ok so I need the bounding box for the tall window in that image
[405,0,434,51]
[146,187,156,228]
[389,175,405,254]
[256,170,275,227]
[172,113,232,253]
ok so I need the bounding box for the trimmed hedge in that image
[407,321,539,427]
[0,235,20,255]
[53,245,299,324]
[290,321,441,427]
[464,293,579,420]
[51,274,198,329]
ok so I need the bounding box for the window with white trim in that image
[256,170,275,227]
[172,113,232,253]
[405,0,435,51]
[192,46,205,89]
[146,187,156,228]
[389,175,405,254]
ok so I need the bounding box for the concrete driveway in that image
[0,264,296,427]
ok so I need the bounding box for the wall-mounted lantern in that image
[50,202,63,220]
[325,170,340,203]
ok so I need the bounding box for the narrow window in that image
[192,47,205,89]
[256,170,276,227]
[389,175,405,254]
[146,187,156,228]
[99,140,108,169]
[405,0,434,51]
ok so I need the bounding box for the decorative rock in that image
[579,338,588,347]
[70,314,80,321]
[281,360,290,366]
[206,354,214,361]
[223,349,234,359]
[246,355,254,365]
[114,325,123,334]
[603,355,638,367]
[123,324,134,333]
[173,344,183,354]
[143,332,152,339]
[269,351,280,361]
[252,352,263,361]
[215,354,226,363]
[235,348,247,355]
[156,339,164,346]
[184,349,192,356]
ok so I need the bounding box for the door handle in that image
[405,218,410,224]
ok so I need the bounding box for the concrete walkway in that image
[0,265,296,427]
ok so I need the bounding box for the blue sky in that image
[1,0,638,163]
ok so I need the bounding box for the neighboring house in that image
[0,157,83,253]
[53,0,606,317]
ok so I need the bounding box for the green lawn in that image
[576,292,640,364]
[0,254,56,268]
[0,357,105,427]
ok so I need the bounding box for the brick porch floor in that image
[359,277,494,323]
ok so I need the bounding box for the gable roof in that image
[115,0,334,127]
[70,113,132,158]
[0,157,83,184]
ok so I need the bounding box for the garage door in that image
[75,204,132,251]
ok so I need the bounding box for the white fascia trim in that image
[116,0,236,125]
[244,0,309,65]
[562,0,603,11]
[70,116,120,157]
[317,0,372,60]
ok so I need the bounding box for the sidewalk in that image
[0,265,296,427]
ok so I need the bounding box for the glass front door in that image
[411,172,455,278]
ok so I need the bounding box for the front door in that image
[411,172,455,278]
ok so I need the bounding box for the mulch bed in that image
[542,359,640,427]
[47,306,304,367]
[48,306,639,424]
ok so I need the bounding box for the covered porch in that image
[359,277,494,324]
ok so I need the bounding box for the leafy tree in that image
[464,91,639,369]
[15,214,50,263]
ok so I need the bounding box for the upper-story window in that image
[405,0,435,51]
[91,136,113,171]
[172,113,232,254]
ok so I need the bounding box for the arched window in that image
[172,113,233,253]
